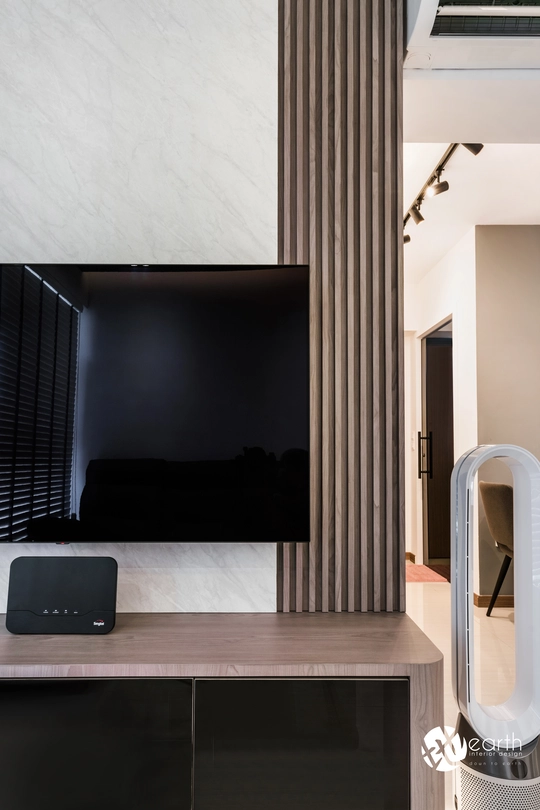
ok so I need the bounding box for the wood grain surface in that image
[0,611,443,810]
[0,611,440,672]
[277,0,405,613]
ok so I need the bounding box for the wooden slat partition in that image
[278,0,405,612]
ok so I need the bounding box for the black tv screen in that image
[0,265,309,543]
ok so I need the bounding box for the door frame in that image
[420,316,453,566]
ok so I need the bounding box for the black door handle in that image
[418,431,433,479]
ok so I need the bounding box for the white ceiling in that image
[404,71,540,144]
[403,143,540,281]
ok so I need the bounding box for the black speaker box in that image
[6,557,118,635]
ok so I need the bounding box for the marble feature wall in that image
[0,544,276,613]
[0,2,279,612]
[0,1,277,264]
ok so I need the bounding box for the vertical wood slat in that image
[384,0,395,612]
[396,0,406,613]
[321,1,334,614]
[334,0,347,612]
[295,0,310,613]
[309,1,323,612]
[358,0,371,612]
[278,0,404,613]
[349,0,362,612]
[371,0,382,612]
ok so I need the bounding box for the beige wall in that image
[475,225,540,594]
[405,225,540,594]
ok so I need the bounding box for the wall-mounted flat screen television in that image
[0,264,309,544]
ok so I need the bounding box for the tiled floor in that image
[406,580,515,809]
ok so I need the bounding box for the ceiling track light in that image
[426,180,449,197]
[410,203,425,225]
[403,141,484,236]
[426,170,449,198]
[462,143,484,156]
[431,179,449,196]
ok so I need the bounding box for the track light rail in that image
[403,142,484,242]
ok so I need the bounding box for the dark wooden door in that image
[424,338,454,561]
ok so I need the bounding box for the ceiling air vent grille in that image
[437,0,540,6]
[432,15,540,35]
[433,2,540,36]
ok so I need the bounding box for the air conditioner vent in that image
[432,14,540,36]
[407,0,540,69]
[438,1,540,6]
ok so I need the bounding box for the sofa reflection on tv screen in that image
[28,447,309,544]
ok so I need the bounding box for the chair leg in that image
[486,555,512,617]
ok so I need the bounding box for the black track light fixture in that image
[403,142,484,234]
[410,203,424,225]
[462,143,484,156]
[426,180,449,197]
[404,234,411,244]
[426,170,449,198]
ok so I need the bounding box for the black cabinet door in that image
[0,679,192,810]
[194,679,409,810]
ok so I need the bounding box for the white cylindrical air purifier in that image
[452,444,540,809]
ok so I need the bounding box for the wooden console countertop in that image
[0,612,442,678]
[0,612,445,810]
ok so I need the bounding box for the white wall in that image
[410,228,478,461]
[0,1,277,264]
[0,1,278,611]
[404,228,478,581]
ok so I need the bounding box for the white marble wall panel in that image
[0,0,277,264]
[0,543,276,613]
[0,1,279,612]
